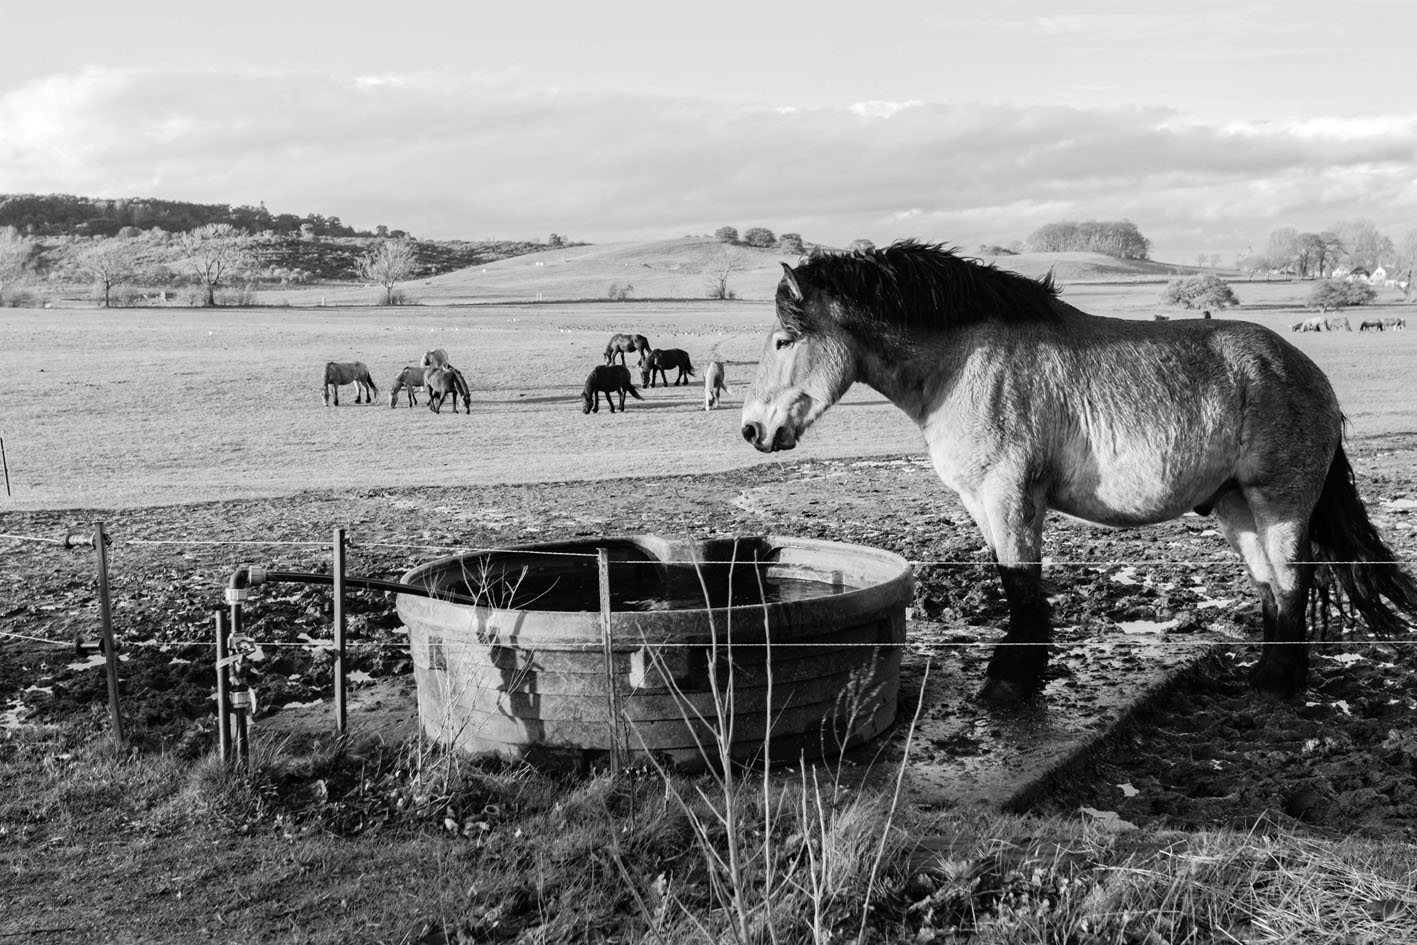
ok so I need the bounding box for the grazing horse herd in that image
[322,339,730,417]
[1291,315,1407,332]
[585,335,729,414]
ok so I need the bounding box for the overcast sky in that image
[2,0,1414,262]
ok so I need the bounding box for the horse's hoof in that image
[977,676,1035,706]
[1248,659,1305,700]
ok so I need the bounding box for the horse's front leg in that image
[961,485,1051,704]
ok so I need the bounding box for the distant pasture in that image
[1,283,1412,511]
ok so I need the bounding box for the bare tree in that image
[76,238,138,307]
[705,248,745,300]
[1332,219,1394,271]
[179,224,256,306]
[356,239,419,305]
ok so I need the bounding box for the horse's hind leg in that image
[963,484,1051,704]
[1214,490,1313,698]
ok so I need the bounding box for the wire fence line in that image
[5,626,1416,654]
[7,527,1417,655]
[6,530,1417,568]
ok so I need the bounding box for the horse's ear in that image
[779,263,804,303]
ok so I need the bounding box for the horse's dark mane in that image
[779,240,1060,331]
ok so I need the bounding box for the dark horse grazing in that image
[582,364,643,414]
[604,333,651,367]
[741,241,1417,704]
[322,361,377,406]
[426,366,470,414]
[641,348,696,388]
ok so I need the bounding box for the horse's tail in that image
[1308,442,1417,636]
[626,382,644,401]
[362,366,378,394]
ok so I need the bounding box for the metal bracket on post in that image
[230,687,253,767]
[598,548,622,775]
[333,527,347,736]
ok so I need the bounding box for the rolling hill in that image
[257,238,1208,307]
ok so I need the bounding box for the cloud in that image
[2,66,1415,259]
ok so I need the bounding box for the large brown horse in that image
[604,333,651,367]
[322,361,378,406]
[741,240,1417,704]
[426,366,471,414]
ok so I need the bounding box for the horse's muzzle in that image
[741,422,795,453]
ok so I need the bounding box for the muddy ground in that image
[4,439,1417,840]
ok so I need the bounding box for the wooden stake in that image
[598,548,621,774]
[333,527,347,735]
[92,522,125,744]
[215,611,232,765]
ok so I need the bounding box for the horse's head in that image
[582,387,595,414]
[741,263,857,453]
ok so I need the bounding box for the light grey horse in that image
[741,240,1417,704]
[703,360,730,410]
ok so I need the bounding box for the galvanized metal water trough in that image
[397,534,911,769]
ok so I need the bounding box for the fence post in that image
[214,611,232,766]
[92,522,125,745]
[598,548,621,775]
[333,526,347,735]
[1,436,11,498]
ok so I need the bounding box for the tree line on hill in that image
[711,221,1156,262]
[1021,220,1152,259]
[0,220,566,308]
[0,193,394,239]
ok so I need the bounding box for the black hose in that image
[254,569,487,607]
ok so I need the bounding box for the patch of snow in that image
[1195,598,1234,610]
[1118,619,1180,635]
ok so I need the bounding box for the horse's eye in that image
[775,335,794,350]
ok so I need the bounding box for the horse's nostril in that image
[741,424,758,443]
